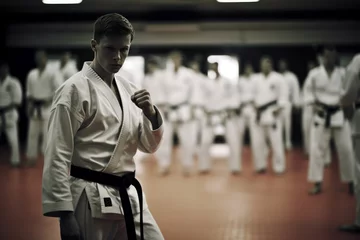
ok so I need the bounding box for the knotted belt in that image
[255,100,278,123]
[28,98,52,119]
[0,105,15,132]
[314,100,341,128]
[70,165,144,240]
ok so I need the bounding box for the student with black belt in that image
[0,61,22,167]
[252,56,288,175]
[303,45,355,195]
[42,13,165,240]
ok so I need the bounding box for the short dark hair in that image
[320,45,337,54]
[93,13,135,42]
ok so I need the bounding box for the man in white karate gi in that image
[25,50,62,167]
[303,45,355,195]
[237,63,260,172]
[339,53,360,234]
[0,61,22,167]
[156,51,198,176]
[42,13,165,240]
[278,59,301,150]
[252,56,288,175]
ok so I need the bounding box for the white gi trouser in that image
[0,108,20,165]
[351,109,360,225]
[74,191,164,240]
[308,108,355,183]
[198,111,226,171]
[155,105,198,170]
[253,105,286,173]
[225,110,242,172]
[26,101,52,162]
[282,102,292,149]
[236,104,259,171]
[302,105,313,155]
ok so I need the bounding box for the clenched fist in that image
[131,89,156,118]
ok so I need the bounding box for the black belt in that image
[70,165,144,240]
[29,98,52,119]
[315,101,341,128]
[205,110,225,126]
[255,100,278,123]
[355,103,360,109]
[226,108,241,117]
[0,105,15,132]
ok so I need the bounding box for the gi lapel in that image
[103,77,130,173]
[82,62,123,122]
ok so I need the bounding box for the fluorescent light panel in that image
[42,0,82,4]
[217,0,259,2]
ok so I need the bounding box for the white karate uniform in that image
[252,72,288,174]
[198,76,230,172]
[237,75,260,170]
[302,74,331,162]
[25,64,62,162]
[156,66,198,172]
[42,62,165,239]
[341,54,360,225]
[303,65,355,183]
[59,61,78,83]
[0,75,22,166]
[281,71,300,149]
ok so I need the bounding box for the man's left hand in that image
[131,89,156,118]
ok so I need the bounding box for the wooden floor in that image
[0,145,358,240]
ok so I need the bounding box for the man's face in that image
[279,60,287,72]
[323,49,337,68]
[91,34,131,74]
[244,64,253,75]
[190,62,200,72]
[35,51,47,69]
[260,58,272,73]
[170,53,182,68]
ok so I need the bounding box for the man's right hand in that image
[60,213,82,240]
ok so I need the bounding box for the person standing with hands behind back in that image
[42,13,165,240]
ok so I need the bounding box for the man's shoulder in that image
[53,72,88,108]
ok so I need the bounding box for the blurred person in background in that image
[0,60,22,167]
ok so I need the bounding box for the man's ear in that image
[90,39,97,53]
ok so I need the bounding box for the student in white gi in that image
[302,61,317,156]
[188,59,209,157]
[237,63,260,172]
[42,13,165,240]
[339,53,360,234]
[0,61,22,167]
[25,50,62,167]
[59,52,78,83]
[252,56,288,174]
[156,51,198,176]
[278,59,301,150]
[304,46,355,195]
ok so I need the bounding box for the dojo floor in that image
[0,144,358,240]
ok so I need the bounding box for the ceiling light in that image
[42,0,83,4]
[217,0,259,2]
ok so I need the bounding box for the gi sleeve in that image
[10,78,23,106]
[277,75,288,108]
[137,106,164,153]
[302,71,316,105]
[26,72,32,98]
[42,104,83,217]
[291,74,301,107]
[341,55,360,106]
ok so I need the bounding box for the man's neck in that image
[263,71,271,77]
[90,60,114,86]
[325,65,335,73]
[174,65,180,73]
